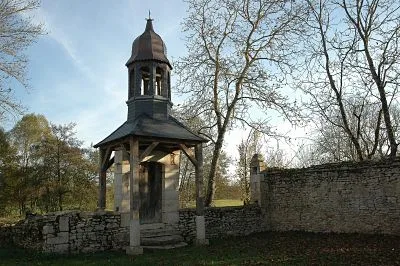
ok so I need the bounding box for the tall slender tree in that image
[300,0,400,160]
[176,0,307,206]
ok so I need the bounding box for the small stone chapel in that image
[93,18,208,254]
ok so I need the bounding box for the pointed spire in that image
[145,10,154,31]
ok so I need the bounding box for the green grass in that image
[0,216,21,226]
[182,199,243,208]
[1,231,399,265]
[212,199,243,207]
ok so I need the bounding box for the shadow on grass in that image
[1,231,399,265]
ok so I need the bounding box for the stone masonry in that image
[252,158,400,235]
[0,211,128,253]
[2,157,400,254]
[0,205,264,253]
[178,205,265,243]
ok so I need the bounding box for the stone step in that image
[141,228,180,237]
[141,234,184,246]
[137,223,187,250]
[143,242,188,251]
[140,223,165,230]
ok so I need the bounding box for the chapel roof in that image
[126,19,171,68]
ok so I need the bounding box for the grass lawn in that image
[182,199,243,208]
[1,231,399,265]
[213,199,243,207]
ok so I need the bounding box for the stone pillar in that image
[250,154,266,207]
[126,138,143,255]
[98,147,107,210]
[162,151,180,225]
[194,143,208,245]
[114,150,130,212]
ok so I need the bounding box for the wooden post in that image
[98,148,107,210]
[126,137,143,255]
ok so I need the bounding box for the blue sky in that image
[13,0,188,146]
[8,0,305,164]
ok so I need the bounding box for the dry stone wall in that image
[0,205,264,253]
[261,159,400,235]
[0,211,128,253]
[178,205,265,242]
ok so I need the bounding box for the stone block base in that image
[126,246,143,255]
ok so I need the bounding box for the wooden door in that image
[139,162,162,224]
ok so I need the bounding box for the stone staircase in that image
[140,223,187,250]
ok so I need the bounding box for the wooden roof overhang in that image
[95,135,203,154]
[93,114,207,169]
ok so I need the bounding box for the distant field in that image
[0,200,243,225]
[181,199,243,208]
[0,216,20,226]
[212,199,243,207]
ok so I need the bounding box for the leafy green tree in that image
[9,113,51,214]
[3,115,98,215]
[0,127,18,215]
[36,123,97,212]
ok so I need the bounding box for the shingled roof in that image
[126,19,171,68]
[93,114,206,148]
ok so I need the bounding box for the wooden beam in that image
[101,146,112,170]
[180,144,198,166]
[122,143,130,152]
[98,148,107,210]
[129,138,140,219]
[129,137,141,247]
[105,156,115,170]
[139,141,159,162]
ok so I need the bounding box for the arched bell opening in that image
[129,69,135,99]
[156,67,163,96]
[140,66,150,95]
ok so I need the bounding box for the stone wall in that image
[178,205,265,242]
[260,159,400,235]
[0,205,264,253]
[0,211,128,253]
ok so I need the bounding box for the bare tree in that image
[176,0,307,206]
[299,0,400,160]
[302,0,367,161]
[341,0,400,158]
[299,0,400,161]
[0,0,44,121]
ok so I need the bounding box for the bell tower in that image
[94,17,209,254]
[125,18,172,121]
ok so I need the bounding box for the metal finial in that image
[148,10,151,20]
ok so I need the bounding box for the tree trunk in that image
[342,0,398,158]
[204,131,225,206]
[58,194,63,211]
[363,47,397,158]
[315,3,364,161]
